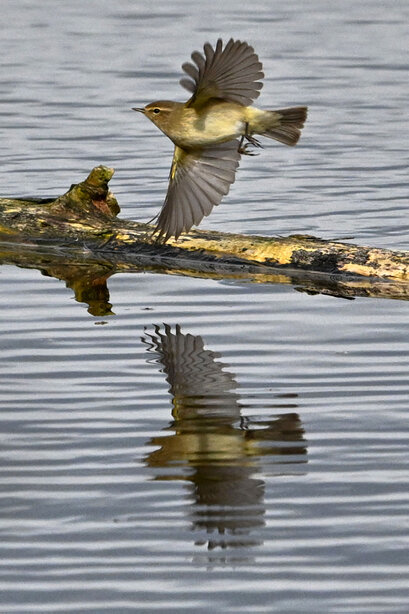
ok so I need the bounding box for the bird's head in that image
[132,101,180,132]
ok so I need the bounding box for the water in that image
[0,1,408,612]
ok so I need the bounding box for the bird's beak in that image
[132,107,145,113]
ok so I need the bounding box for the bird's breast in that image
[168,104,246,148]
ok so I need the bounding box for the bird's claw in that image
[246,134,262,148]
[239,143,260,156]
[238,128,263,155]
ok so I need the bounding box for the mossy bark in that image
[1,165,409,309]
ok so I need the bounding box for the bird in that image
[133,38,307,242]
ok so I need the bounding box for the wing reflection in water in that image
[142,325,307,558]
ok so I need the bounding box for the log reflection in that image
[2,241,409,314]
[142,324,307,557]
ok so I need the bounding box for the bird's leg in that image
[238,123,263,156]
[245,122,262,148]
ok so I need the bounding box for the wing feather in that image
[141,324,238,402]
[154,141,241,241]
[182,182,206,225]
[180,38,264,108]
[181,62,199,80]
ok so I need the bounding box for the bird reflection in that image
[142,324,307,560]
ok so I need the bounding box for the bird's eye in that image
[152,108,160,114]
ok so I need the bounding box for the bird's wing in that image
[142,324,239,406]
[180,38,264,108]
[154,140,241,242]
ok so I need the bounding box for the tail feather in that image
[263,106,307,146]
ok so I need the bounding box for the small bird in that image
[133,38,307,242]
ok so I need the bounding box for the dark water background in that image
[0,1,408,612]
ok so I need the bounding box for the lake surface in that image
[0,1,408,612]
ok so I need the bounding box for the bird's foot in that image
[245,134,262,148]
[238,127,263,155]
[239,142,259,156]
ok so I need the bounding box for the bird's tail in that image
[263,106,308,146]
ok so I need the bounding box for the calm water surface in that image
[0,1,408,612]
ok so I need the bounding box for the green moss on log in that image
[1,165,409,307]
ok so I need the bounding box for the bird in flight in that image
[133,38,307,242]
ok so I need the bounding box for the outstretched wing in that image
[180,38,264,108]
[154,140,241,242]
[142,324,239,405]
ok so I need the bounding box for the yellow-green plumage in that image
[133,38,307,241]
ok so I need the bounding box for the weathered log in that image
[1,165,409,306]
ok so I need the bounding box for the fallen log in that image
[1,165,409,307]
